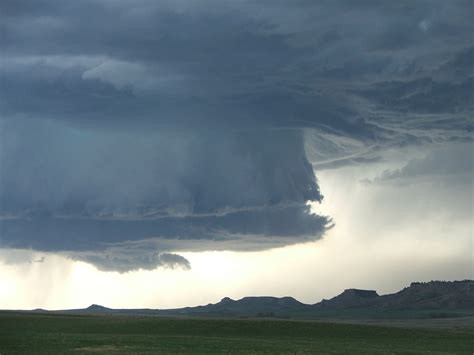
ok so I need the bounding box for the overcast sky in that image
[0,0,472,309]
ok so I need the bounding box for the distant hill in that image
[315,281,474,311]
[161,296,308,317]
[84,304,112,313]
[374,281,474,310]
[29,280,474,320]
[315,289,379,309]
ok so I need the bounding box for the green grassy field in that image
[0,312,473,354]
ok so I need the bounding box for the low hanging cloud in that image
[0,119,328,268]
[0,0,472,271]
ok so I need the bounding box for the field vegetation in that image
[0,311,473,354]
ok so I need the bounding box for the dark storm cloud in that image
[0,119,321,215]
[0,0,472,271]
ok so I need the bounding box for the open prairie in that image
[0,312,473,354]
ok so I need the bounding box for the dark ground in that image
[0,311,473,354]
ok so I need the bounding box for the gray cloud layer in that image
[367,143,474,184]
[0,0,472,270]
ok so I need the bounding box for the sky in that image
[0,0,473,309]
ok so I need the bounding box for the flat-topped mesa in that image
[409,280,473,289]
[315,289,380,309]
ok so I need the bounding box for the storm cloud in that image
[0,0,472,271]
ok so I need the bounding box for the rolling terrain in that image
[1,280,472,353]
[34,280,473,320]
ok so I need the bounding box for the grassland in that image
[0,311,473,354]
